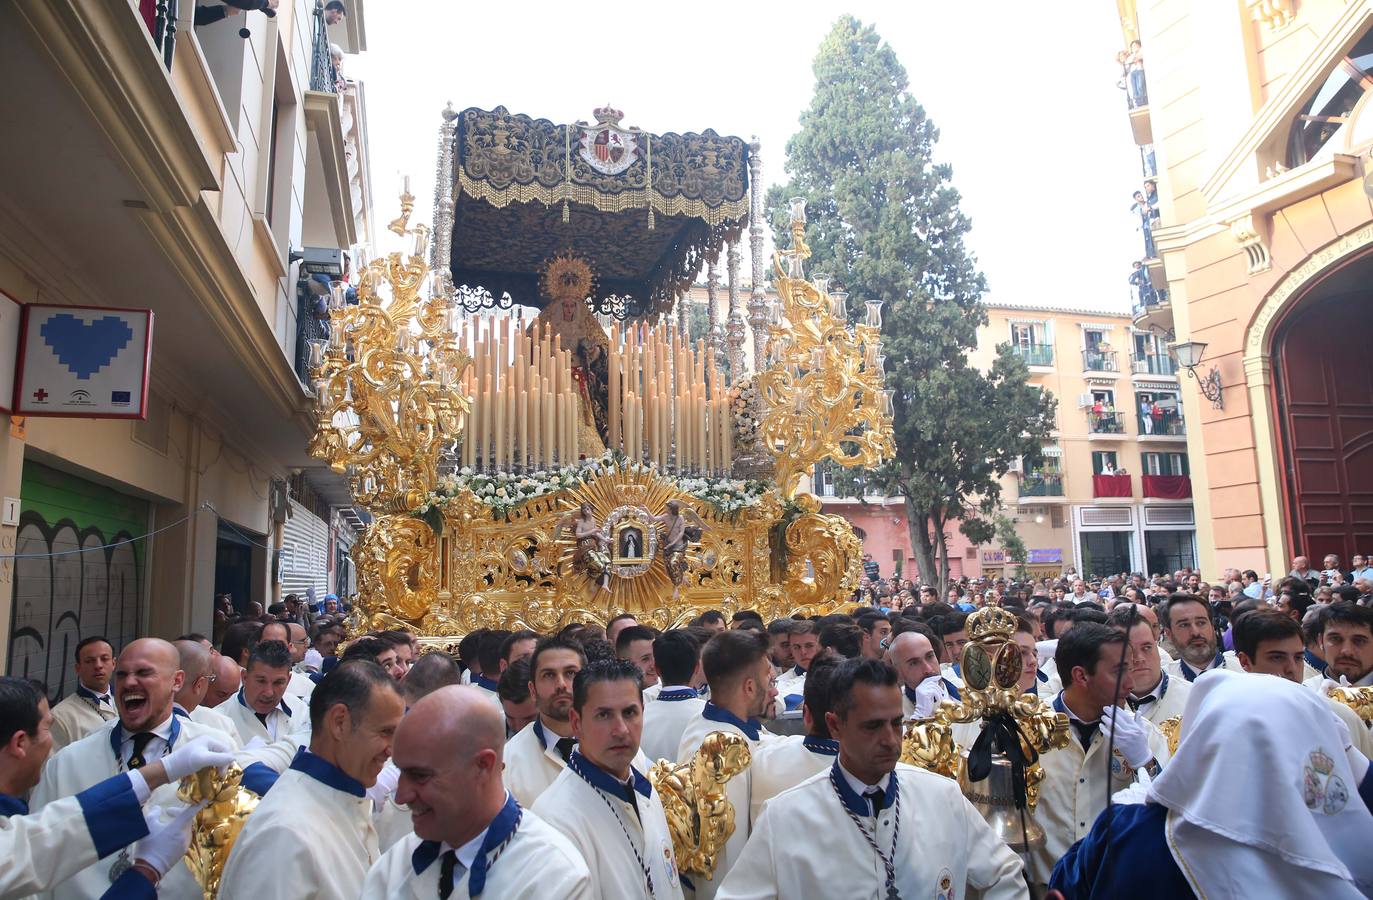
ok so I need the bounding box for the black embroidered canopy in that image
[447,106,750,319]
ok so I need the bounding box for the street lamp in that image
[1169,340,1223,410]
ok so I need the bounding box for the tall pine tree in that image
[770,16,1056,591]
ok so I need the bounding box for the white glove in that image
[913,675,946,719]
[134,802,204,877]
[161,733,236,782]
[1100,705,1153,769]
[365,760,400,807]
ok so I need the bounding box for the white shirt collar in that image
[836,759,884,797]
[121,713,175,742]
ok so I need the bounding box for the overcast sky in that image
[348,2,1140,312]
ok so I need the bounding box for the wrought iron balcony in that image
[1132,353,1177,375]
[1082,349,1118,372]
[1020,473,1064,497]
[1012,345,1054,367]
[309,1,340,93]
[1088,411,1127,435]
[1138,414,1185,437]
[141,0,178,70]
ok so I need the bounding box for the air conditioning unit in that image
[301,246,345,278]
[1008,458,1023,473]
[1078,392,1095,408]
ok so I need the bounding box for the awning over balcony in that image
[1142,474,1192,499]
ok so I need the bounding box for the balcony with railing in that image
[1082,349,1119,373]
[1012,345,1054,368]
[1138,412,1186,440]
[1131,353,1177,376]
[1019,472,1065,497]
[1087,411,1127,437]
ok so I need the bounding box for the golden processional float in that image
[306,104,894,638]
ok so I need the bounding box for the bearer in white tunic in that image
[1117,618,1191,727]
[360,685,591,900]
[534,659,684,900]
[675,630,778,898]
[48,636,118,751]
[258,622,316,702]
[0,675,235,899]
[214,640,311,746]
[640,630,707,763]
[748,657,842,824]
[219,660,406,900]
[884,631,944,719]
[717,657,1026,900]
[504,637,585,808]
[772,622,820,710]
[1033,625,1171,890]
[28,638,236,900]
[170,639,240,747]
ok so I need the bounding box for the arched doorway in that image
[1272,254,1373,564]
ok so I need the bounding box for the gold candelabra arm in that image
[647,730,752,880]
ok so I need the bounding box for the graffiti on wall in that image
[6,512,142,699]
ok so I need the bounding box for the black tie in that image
[437,849,457,899]
[1130,694,1157,711]
[555,737,575,764]
[127,732,156,770]
[863,787,883,817]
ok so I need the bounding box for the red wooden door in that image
[1276,293,1373,563]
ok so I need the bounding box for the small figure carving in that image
[653,499,706,600]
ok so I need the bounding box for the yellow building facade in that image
[0,1,372,681]
[1118,0,1373,576]
[972,306,1198,579]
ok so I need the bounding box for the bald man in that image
[886,631,946,719]
[172,639,240,744]
[30,637,231,899]
[204,653,242,708]
[361,686,591,899]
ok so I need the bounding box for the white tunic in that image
[676,704,767,898]
[48,689,116,752]
[287,671,316,701]
[1032,692,1172,887]
[0,772,147,898]
[214,690,311,745]
[219,748,378,900]
[641,688,706,764]
[533,753,684,900]
[504,718,574,810]
[173,704,242,748]
[716,762,1026,900]
[360,796,592,900]
[772,667,807,710]
[1132,671,1191,728]
[747,735,836,824]
[29,714,222,900]
[1163,649,1244,683]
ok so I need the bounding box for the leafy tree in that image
[993,513,1029,581]
[770,16,1056,593]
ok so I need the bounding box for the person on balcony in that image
[1131,191,1156,258]
[194,0,279,28]
[1129,260,1157,307]
[1126,39,1147,106]
[1140,397,1154,434]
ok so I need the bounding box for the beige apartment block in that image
[970,305,1198,578]
[1116,0,1373,576]
[0,1,372,685]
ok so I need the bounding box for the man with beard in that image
[748,656,840,823]
[1161,594,1243,682]
[717,658,1025,899]
[1314,602,1373,687]
[360,686,591,899]
[30,638,238,899]
[504,636,586,808]
[676,630,777,897]
[764,620,793,670]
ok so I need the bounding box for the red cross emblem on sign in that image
[32,389,48,402]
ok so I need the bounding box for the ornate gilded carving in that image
[178,764,259,900]
[648,731,752,881]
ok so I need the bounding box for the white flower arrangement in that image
[413,451,770,519]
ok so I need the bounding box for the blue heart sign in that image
[15,305,153,419]
[39,313,134,380]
